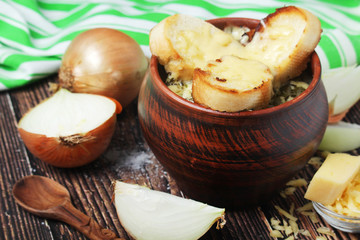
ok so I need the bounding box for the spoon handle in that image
[57,201,123,240]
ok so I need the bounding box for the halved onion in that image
[318,121,360,152]
[113,181,226,240]
[322,65,360,116]
[18,88,121,168]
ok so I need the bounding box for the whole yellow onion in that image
[59,28,148,107]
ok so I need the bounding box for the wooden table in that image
[1,74,359,240]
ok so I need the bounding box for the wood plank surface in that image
[1,75,359,240]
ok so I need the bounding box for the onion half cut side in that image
[18,89,121,168]
[114,181,226,240]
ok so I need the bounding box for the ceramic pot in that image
[138,17,328,208]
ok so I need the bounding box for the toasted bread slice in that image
[149,6,321,112]
[245,6,321,89]
[149,14,245,81]
[192,56,273,112]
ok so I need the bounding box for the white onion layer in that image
[319,121,360,152]
[18,88,116,137]
[322,65,360,115]
[114,181,225,240]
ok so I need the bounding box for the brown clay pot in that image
[138,18,328,208]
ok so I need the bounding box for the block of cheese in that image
[305,153,360,205]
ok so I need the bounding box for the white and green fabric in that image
[0,0,359,91]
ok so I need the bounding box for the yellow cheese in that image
[245,23,300,67]
[304,153,360,205]
[175,24,243,67]
[327,173,360,217]
[170,20,245,81]
[204,55,272,90]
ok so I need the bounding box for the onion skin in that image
[328,109,349,123]
[18,113,117,168]
[59,28,148,107]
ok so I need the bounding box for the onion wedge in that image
[322,65,360,116]
[113,181,225,240]
[318,121,360,152]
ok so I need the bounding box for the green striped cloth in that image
[0,0,359,91]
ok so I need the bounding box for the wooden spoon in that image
[13,175,123,240]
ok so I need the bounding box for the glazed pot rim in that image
[149,17,322,118]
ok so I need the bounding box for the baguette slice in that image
[192,56,273,112]
[149,6,321,112]
[149,14,245,81]
[245,6,322,89]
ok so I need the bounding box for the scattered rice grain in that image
[297,202,313,212]
[275,205,298,221]
[270,230,284,238]
[289,203,295,216]
[299,229,311,237]
[317,227,336,237]
[273,225,285,231]
[289,220,299,237]
[284,187,297,195]
[309,212,319,224]
[271,217,281,226]
[308,156,323,168]
[280,191,287,199]
[315,237,327,240]
[286,178,308,187]
[285,225,293,236]
[300,211,315,216]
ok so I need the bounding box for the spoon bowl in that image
[13,175,69,215]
